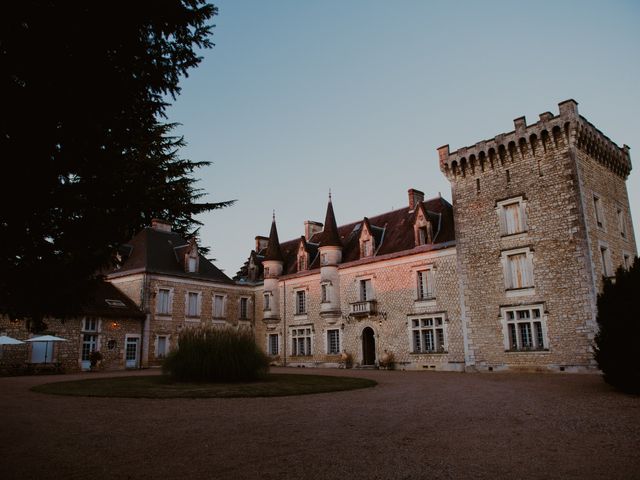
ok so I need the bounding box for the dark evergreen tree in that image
[594,257,640,394]
[0,1,232,331]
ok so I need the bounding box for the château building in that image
[237,100,636,372]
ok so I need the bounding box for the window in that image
[410,316,446,353]
[362,239,372,257]
[187,256,197,272]
[157,288,171,315]
[291,328,312,356]
[503,306,546,351]
[264,267,270,277]
[295,290,307,315]
[359,279,373,301]
[600,244,612,277]
[186,292,200,317]
[321,284,329,303]
[156,336,168,358]
[263,292,271,311]
[418,227,428,245]
[327,329,340,354]
[81,334,98,361]
[623,253,632,270]
[497,197,527,236]
[298,255,307,271]
[593,194,604,229]
[502,248,534,290]
[617,208,627,238]
[417,268,435,300]
[213,294,225,318]
[82,318,98,332]
[240,297,249,319]
[268,334,279,356]
[321,253,328,265]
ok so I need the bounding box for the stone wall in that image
[257,247,463,371]
[0,315,143,373]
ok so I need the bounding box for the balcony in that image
[349,300,377,317]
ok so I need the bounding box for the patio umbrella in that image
[26,335,68,364]
[0,335,24,345]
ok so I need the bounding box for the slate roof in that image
[109,227,233,284]
[264,219,284,262]
[80,280,145,319]
[238,196,455,280]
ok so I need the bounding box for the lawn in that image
[31,373,377,398]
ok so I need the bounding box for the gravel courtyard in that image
[2,368,639,480]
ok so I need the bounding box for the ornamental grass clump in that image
[163,326,269,382]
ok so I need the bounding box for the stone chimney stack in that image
[151,219,171,232]
[408,188,425,211]
[304,221,323,241]
[255,236,268,253]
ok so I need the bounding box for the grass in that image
[31,374,377,399]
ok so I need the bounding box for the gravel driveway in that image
[1,368,639,479]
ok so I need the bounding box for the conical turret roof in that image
[318,196,342,248]
[264,215,284,262]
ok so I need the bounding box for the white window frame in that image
[501,247,535,295]
[326,328,340,355]
[81,333,99,362]
[622,251,633,270]
[213,293,227,319]
[290,327,313,356]
[267,333,279,356]
[500,304,548,352]
[408,314,447,354]
[239,297,250,319]
[496,196,527,236]
[598,241,613,278]
[321,282,330,303]
[416,266,435,301]
[263,291,271,311]
[156,287,173,316]
[593,193,606,231]
[187,256,197,273]
[155,335,169,359]
[359,277,374,302]
[185,291,202,318]
[616,206,627,239]
[295,289,307,315]
[82,317,99,332]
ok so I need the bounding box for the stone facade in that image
[438,99,636,371]
[107,222,256,368]
[244,100,636,373]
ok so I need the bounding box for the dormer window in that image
[413,206,433,246]
[362,239,372,257]
[418,227,428,245]
[187,256,197,273]
[298,254,307,272]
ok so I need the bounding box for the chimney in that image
[255,236,268,253]
[408,188,425,211]
[151,219,171,232]
[304,221,323,240]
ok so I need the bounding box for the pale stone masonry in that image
[438,99,635,371]
[240,100,636,372]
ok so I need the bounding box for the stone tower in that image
[317,195,343,319]
[438,100,636,371]
[262,214,284,323]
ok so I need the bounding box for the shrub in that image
[594,257,640,394]
[163,326,269,382]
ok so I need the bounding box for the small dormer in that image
[414,203,433,246]
[359,218,376,258]
[297,237,309,272]
[185,238,199,273]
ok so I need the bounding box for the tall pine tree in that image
[0,1,232,331]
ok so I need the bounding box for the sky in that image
[166,0,640,276]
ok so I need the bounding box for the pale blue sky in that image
[166,0,640,275]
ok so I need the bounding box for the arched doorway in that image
[362,327,376,366]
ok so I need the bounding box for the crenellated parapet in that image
[438,99,632,180]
